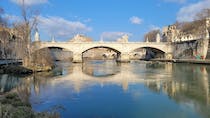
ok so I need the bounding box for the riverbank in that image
[0,64,54,75]
[151,59,210,65]
[0,92,60,118]
[0,65,33,75]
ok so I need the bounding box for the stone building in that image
[162,25,180,42]
[162,17,210,43]
[0,27,20,59]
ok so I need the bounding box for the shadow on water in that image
[0,60,210,118]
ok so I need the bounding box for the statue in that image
[146,37,149,43]
[117,34,129,42]
[206,28,209,39]
[34,29,40,42]
[51,36,55,42]
[156,33,161,43]
[206,17,210,28]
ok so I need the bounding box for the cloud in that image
[177,0,210,22]
[38,16,92,39]
[100,32,132,41]
[149,25,161,31]
[11,0,48,6]
[129,16,143,25]
[3,14,21,22]
[164,0,187,4]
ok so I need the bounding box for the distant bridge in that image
[32,41,173,62]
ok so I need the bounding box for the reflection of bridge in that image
[48,63,171,92]
[32,42,173,62]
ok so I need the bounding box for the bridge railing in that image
[37,41,171,44]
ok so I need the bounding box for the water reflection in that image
[0,74,24,93]
[82,60,121,77]
[0,61,210,118]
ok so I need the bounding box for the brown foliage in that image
[175,19,206,35]
[195,9,210,20]
[144,30,160,42]
[174,8,210,36]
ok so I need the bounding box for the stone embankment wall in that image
[172,38,209,59]
[205,38,210,59]
[50,50,73,61]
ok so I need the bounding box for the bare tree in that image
[195,9,210,20]
[175,20,205,35]
[0,7,7,27]
[0,7,11,62]
[174,9,210,37]
[144,30,161,42]
[12,0,39,67]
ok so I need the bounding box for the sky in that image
[1,0,210,42]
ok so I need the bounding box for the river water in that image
[0,60,210,118]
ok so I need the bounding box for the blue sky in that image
[1,0,210,41]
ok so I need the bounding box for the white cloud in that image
[100,32,132,41]
[149,25,161,31]
[3,14,21,22]
[164,0,187,4]
[177,0,210,22]
[129,16,143,25]
[11,0,48,6]
[38,16,92,39]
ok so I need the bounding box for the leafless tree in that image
[174,9,210,37]
[0,7,11,62]
[12,0,39,67]
[144,30,161,42]
[0,7,7,27]
[195,9,210,20]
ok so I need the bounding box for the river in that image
[0,60,210,118]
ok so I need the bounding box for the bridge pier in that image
[165,53,173,60]
[73,53,82,63]
[117,53,130,63]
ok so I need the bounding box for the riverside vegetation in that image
[0,92,60,118]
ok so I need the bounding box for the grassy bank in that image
[0,92,60,118]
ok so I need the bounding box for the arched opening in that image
[48,47,73,61]
[130,47,165,60]
[33,47,73,62]
[82,46,121,62]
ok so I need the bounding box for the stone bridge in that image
[32,41,173,62]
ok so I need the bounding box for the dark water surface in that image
[1,60,210,118]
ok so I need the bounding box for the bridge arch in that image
[81,46,121,61]
[82,46,121,54]
[32,46,73,61]
[130,47,166,60]
[130,45,168,54]
[131,46,166,53]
